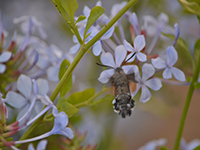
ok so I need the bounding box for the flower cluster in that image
[0,13,75,149]
[69,1,186,106]
[0,75,74,149]
[0,13,74,95]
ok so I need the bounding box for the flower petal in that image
[188,139,200,150]
[17,104,30,121]
[126,52,136,62]
[6,91,27,108]
[171,67,186,82]
[28,143,35,150]
[0,64,6,73]
[123,39,134,52]
[56,127,74,139]
[131,83,141,97]
[115,45,127,67]
[69,43,80,54]
[17,74,32,99]
[0,52,12,63]
[98,69,114,84]
[47,66,59,82]
[101,52,115,68]
[36,140,48,150]
[51,111,69,134]
[142,63,155,81]
[158,12,169,25]
[130,13,140,35]
[139,85,151,103]
[163,68,172,79]
[134,35,146,52]
[83,6,91,18]
[101,26,114,40]
[145,78,162,91]
[136,52,147,62]
[36,79,49,95]
[166,46,177,67]
[173,23,180,46]
[93,40,102,56]
[151,57,167,69]
[122,65,139,75]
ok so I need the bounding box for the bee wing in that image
[126,73,137,83]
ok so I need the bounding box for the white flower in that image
[13,16,47,39]
[143,12,173,36]
[0,51,12,73]
[98,45,138,83]
[69,2,114,56]
[110,1,128,19]
[181,138,200,150]
[28,140,48,150]
[151,46,186,82]
[6,75,49,120]
[132,63,162,103]
[138,138,167,150]
[128,13,141,36]
[124,35,147,62]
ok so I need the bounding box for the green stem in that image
[173,54,200,150]
[74,87,111,108]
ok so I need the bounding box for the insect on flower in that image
[97,46,138,118]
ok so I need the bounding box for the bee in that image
[97,52,136,118]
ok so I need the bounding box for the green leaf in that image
[197,15,200,24]
[160,146,168,150]
[84,6,104,37]
[60,0,78,22]
[59,59,73,97]
[194,82,200,89]
[194,145,200,150]
[57,97,79,118]
[194,39,200,63]
[75,15,86,24]
[89,94,114,106]
[67,88,95,106]
[52,0,70,22]
[178,0,200,15]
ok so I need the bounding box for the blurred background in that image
[1,0,200,149]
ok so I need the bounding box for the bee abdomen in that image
[112,93,135,118]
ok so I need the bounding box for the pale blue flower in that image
[128,12,141,35]
[181,138,200,150]
[173,23,180,47]
[28,140,48,150]
[13,16,47,39]
[6,75,49,120]
[151,46,186,82]
[110,1,128,19]
[50,107,74,139]
[143,13,175,54]
[0,51,12,73]
[15,107,73,145]
[143,12,172,37]
[46,45,74,82]
[138,138,166,150]
[132,63,162,103]
[124,35,147,62]
[32,44,74,82]
[70,2,114,56]
[98,45,138,83]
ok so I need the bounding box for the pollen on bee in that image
[129,82,136,92]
